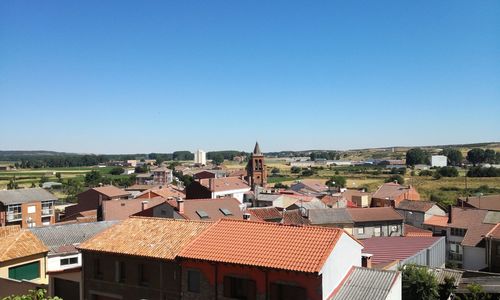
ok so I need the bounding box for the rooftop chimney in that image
[177,198,185,214]
[362,253,373,268]
[141,201,149,211]
[243,213,251,221]
[209,178,215,191]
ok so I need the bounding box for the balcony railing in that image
[6,213,22,222]
[448,252,463,261]
[42,209,54,216]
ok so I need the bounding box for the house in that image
[0,225,49,295]
[371,182,420,207]
[485,224,500,273]
[77,217,212,300]
[330,267,401,300]
[178,219,366,300]
[0,188,57,228]
[457,194,500,211]
[253,193,298,209]
[431,155,448,167]
[404,224,433,237]
[134,197,246,221]
[307,207,405,239]
[343,189,372,208]
[135,173,154,185]
[186,177,251,202]
[423,207,500,270]
[247,207,312,226]
[64,186,131,220]
[290,179,330,196]
[193,170,226,180]
[30,221,117,300]
[395,200,446,228]
[361,236,446,270]
[134,185,185,200]
[151,166,173,185]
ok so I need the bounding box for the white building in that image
[431,155,447,167]
[194,149,207,165]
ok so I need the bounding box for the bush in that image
[385,175,404,185]
[326,176,347,188]
[437,166,458,177]
[467,166,500,177]
[301,169,315,177]
[273,182,289,189]
[109,167,125,175]
[419,170,434,176]
[290,166,301,174]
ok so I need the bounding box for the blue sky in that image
[1,1,499,154]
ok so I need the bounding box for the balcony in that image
[6,213,22,222]
[42,209,54,216]
[448,252,463,261]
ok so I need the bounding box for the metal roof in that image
[30,221,118,254]
[332,267,400,300]
[0,188,57,205]
[428,267,463,286]
[308,208,353,225]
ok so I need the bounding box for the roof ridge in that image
[129,216,214,223]
[486,223,500,237]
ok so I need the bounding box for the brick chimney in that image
[177,199,185,214]
[209,178,215,191]
[141,201,149,211]
[243,213,251,221]
[362,254,373,268]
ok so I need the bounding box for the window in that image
[357,226,365,235]
[448,242,463,261]
[60,257,78,266]
[196,210,210,219]
[41,201,53,216]
[187,270,201,293]
[270,283,306,300]
[374,227,381,237]
[223,276,256,300]
[115,261,126,283]
[450,228,466,237]
[138,264,149,286]
[7,204,22,221]
[94,259,103,279]
[219,208,232,216]
[8,262,40,281]
[391,225,398,232]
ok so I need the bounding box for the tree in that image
[109,167,125,175]
[134,165,148,174]
[402,264,439,300]
[290,166,301,174]
[441,148,463,166]
[84,170,102,187]
[7,177,18,190]
[460,283,491,300]
[301,169,315,177]
[437,166,459,177]
[385,174,404,184]
[38,175,49,187]
[326,176,346,188]
[406,148,430,166]
[55,172,62,182]
[439,276,456,300]
[467,148,485,166]
[271,168,280,175]
[274,182,289,189]
[484,149,496,164]
[64,178,84,202]
[212,154,224,166]
[2,289,61,300]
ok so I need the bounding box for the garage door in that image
[53,278,79,300]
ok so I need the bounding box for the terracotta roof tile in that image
[404,224,433,237]
[458,194,500,211]
[179,219,347,273]
[283,209,310,226]
[167,198,246,221]
[347,207,403,222]
[0,226,48,262]
[461,223,495,247]
[423,215,449,227]
[136,185,185,199]
[199,177,250,192]
[486,223,500,239]
[93,186,131,198]
[396,200,437,212]
[78,217,212,260]
[247,207,282,221]
[372,183,414,199]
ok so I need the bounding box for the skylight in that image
[196,210,210,219]
[219,208,232,216]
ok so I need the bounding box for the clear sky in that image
[1,1,499,154]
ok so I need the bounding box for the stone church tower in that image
[246,142,267,188]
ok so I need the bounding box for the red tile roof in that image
[93,186,131,198]
[461,223,495,247]
[486,223,500,239]
[136,185,185,199]
[102,197,166,221]
[396,200,437,212]
[0,226,48,263]
[347,207,404,222]
[180,219,350,273]
[404,224,433,237]
[247,207,282,221]
[78,217,212,260]
[458,194,500,211]
[362,236,444,267]
[283,209,310,226]
[199,177,250,192]
[167,198,246,221]
[372,183,415,200]
[423,215,449,227]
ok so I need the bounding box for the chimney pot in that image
[177,198,185,214]
[141,201,149,211]
[243,213,251,220]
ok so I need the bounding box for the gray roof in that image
[483,211,500,224]
[0,188,57,205]
[308,208,353,225]
[30,221,118,254]
[256,194,282,201]
[332,267,399,300]
[428,268,463,286]
[296,200,327,210]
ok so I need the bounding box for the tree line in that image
[406,148,500,167]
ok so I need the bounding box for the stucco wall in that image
[0,253,48,285]
[463,246,487,270]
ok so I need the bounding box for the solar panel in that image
[196,210,210,219]
[219,208,232,216]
